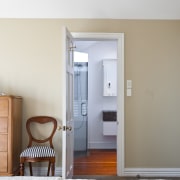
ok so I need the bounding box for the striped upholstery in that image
[20,146,55,158]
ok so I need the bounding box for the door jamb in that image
[72,32,125,176]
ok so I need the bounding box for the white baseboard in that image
[24,166,180,178]
[88,141,116,149]
[24,167,62,177]
[123,168,180,177]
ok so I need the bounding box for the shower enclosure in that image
[73,62,88,155]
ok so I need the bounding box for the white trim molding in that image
[24,167,62,177]
[123,168,180,177]
[88,141,116,149]
[25,167,180,178]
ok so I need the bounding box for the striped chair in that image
[20,116,57,176]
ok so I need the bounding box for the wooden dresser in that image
[0,96,22,176]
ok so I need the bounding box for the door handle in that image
[81,102,87,116]
[66,126,72,131]
[60,126,72,131]
[57,126,63,131]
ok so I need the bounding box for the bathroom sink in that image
[102,111,117,121]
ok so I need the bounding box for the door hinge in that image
[69,42,76,51]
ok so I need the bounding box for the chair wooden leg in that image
[47,162,50,176]
[20,163,24,176]
[29,162,33,176]
[51,162,55,176]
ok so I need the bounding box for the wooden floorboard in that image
[73,149,180,179]
[73,149,117,175]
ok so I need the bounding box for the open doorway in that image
[73,39,118,175]
[62,30,124,178]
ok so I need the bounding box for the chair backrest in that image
[26,116,57,148]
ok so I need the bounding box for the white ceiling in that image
[0,0,180,19]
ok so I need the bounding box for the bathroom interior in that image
[73,39,118,170]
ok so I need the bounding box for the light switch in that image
[127,80,132,89]
[127,89,132,96]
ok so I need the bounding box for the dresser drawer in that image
[0,135,8,151]
[0,118,8,133]
[0,99,9,117]
[0,96,22,175]
[0,152,7,172]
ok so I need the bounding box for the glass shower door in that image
[73,62,88,157]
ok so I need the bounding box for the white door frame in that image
[72,32,125,176]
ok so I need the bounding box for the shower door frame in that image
[72,32,125,176]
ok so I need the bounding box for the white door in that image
[62,27,74,179]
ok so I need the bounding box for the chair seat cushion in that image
[20,145,55,158]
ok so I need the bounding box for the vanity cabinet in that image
[102,111,117,136]
[0,96,22,176]
[103,59,117,96]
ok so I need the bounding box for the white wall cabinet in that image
[103,59,117,96]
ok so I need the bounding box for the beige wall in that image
[0,19,180,168]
